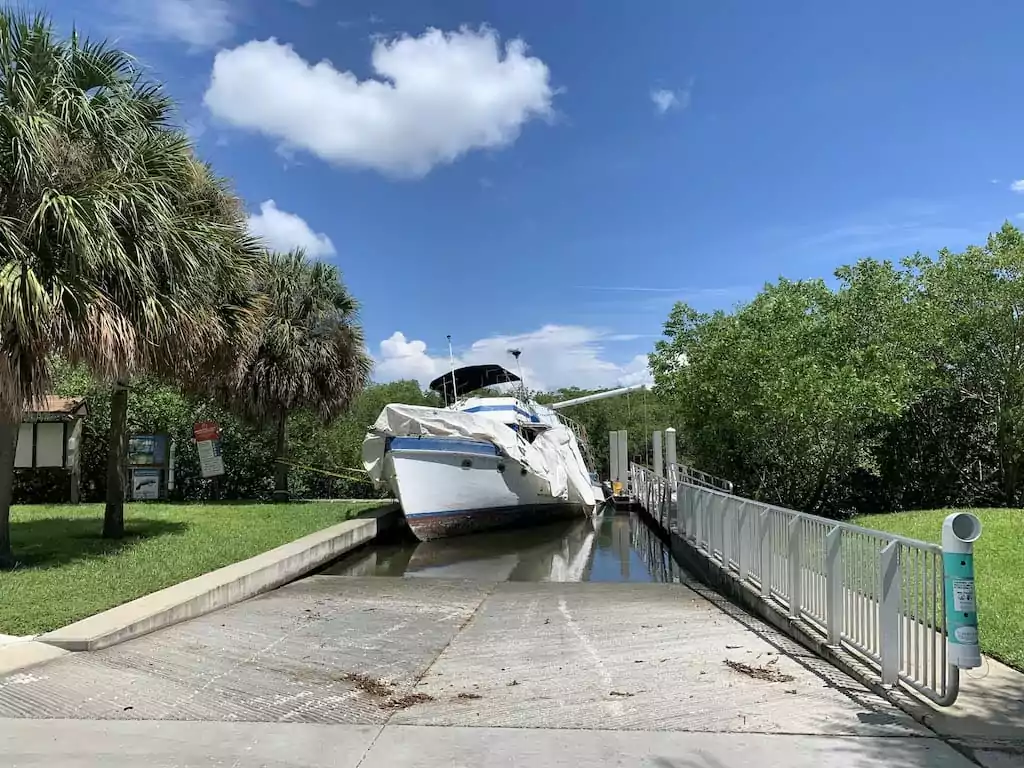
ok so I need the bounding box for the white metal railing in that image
[630,462,959,706]
[668,464,734,493]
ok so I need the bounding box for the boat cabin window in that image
[517,425,544,444]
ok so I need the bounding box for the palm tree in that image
[0,12,262,563]
[217,249,372,500]
[101,152,265,538]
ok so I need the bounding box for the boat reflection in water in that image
[325,506,689,584]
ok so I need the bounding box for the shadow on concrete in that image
[9,517,189,569]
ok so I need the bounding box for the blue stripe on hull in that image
[388,436,499,456]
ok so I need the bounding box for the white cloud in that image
[203,26,555,177]
[375,325,652,392]
[247,200,335,257]
[1012,180,1024,193]
[650,79,694,115]
[117,0,235,50]
[650,89,678,114]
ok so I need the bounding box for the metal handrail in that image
[630,461,959,706]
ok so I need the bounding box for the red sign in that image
[193,421,220,443]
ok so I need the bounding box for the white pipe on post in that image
[942,513,983,669]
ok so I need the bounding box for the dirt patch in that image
[381,693,436,710]
[339,672,396,698]
[723,659,795,684]
[456,692,483,700]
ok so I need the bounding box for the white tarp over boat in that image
[363,403,596,507]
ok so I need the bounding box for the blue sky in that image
[38,0,1024,390]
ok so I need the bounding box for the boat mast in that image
[547,383,647,410]
[446,335,458,405]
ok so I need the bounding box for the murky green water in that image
[323,507,689,583]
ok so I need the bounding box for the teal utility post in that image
[942,512,983,669]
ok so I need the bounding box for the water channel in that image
[324,507,690,584]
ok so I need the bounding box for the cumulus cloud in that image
[247,200,335,257]
[1011,180,1024,193]
[203,26,555,177]
[117,0,236,50]
[375,325,652,392]
[650,89,678,114]
[650,79,693,115]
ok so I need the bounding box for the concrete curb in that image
[38,503,401,653]
[0,641,69,676]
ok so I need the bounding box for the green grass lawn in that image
[0,500,382,636]
[855,508,1023,671]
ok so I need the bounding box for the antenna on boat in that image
[446,335,458,405]
[507,348,526,399]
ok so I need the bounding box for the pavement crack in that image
[352,724,386,768]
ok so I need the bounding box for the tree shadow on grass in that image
[8,517,190,570]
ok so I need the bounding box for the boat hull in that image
[384,437,590,540]
[406,501,588,541]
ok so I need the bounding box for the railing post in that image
[698,489,707,548]
[737,501,750,580]
[714,495,726,564]
[880,541,901,686]
[825,526,843,645]
[664,427,677,482]
[758,509,771,598]
[618,432,629,491]
[652,431,664,478]
[788,517,802,619]
[722,497,732,568]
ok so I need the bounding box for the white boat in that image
[362,363,640,540]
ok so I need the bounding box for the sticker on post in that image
[952,579,976,613]
[954,626,978,644]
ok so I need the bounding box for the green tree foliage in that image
[19,368,439,504]
[212,249,372,500]
[0,12,261,563]
[650,222,1024,517]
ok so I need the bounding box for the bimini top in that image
[429,364,520,403]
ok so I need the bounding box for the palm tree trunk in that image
[104,381,129,539]
[0,421,19,568]
[273,408,289,502]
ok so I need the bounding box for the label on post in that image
[193,421,225,479]
[943,552,981,668]
[952,579,976,613]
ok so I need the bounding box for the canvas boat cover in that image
[363,403,596,507]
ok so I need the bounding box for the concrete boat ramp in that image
[0,516,977,767]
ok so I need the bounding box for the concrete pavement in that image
[0,720,978,767]
[0,571,978,766]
